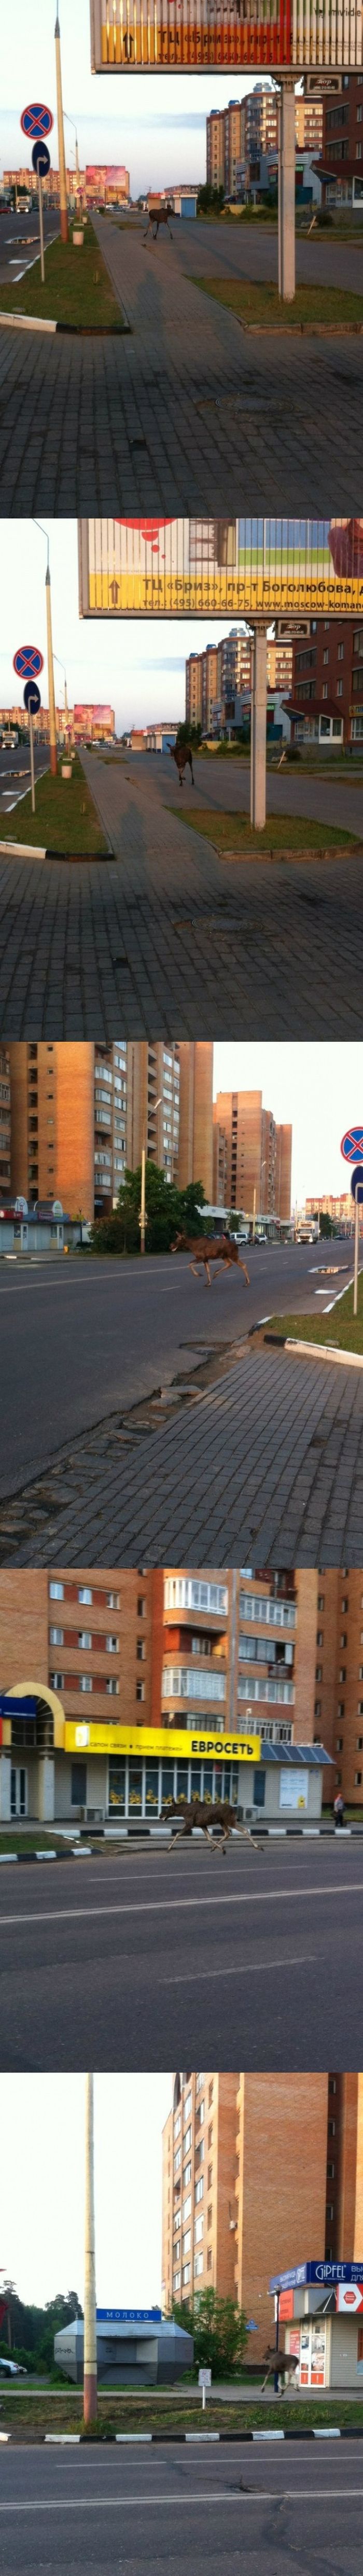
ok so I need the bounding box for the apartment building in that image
[319,72,363,206]
[7,1042,213,1219]
[305,1194,352,1225]
[311,1572,363,1807]
[291,620,363,746]
[212,1090,292,1222]
[0,1046,11,1200]
[186,630,293,736]
[206,87,322,198]
[0,1569,162,1823]
[162,2071,351,2348]
[161,1566,318,1753]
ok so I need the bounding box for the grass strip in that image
[194,277,363,330]
[174,806,357,854]
[266,1272,363,1357]
[0,754,109,855]
[0,1833,69,1857]
[2,2390,363,2438]
[0,221,125,329]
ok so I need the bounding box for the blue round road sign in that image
[23,679,41,716]
[32,140,51,177]
[21,103,53,141]
[351,1166,363,1201]
[341,1127,363,1164]
[13,646,44,681]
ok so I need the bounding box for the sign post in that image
[32,139,51,284]
[199,2368,211,2413]
[13,648,44,819]
[341,1129,363,1320]
[20,105,53,281]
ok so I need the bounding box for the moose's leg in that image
[205,1262,211,1286]
[189,1262,202,1279]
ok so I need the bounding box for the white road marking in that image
[1,2487,362,2510]
[160,1952,318,1984]
[0,1878,361,1930]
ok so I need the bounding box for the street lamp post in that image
[64,113,81,209]
[277,81,296,304]
[54,13,69,243]
[34,522,58,776]
[250,622,268,831]
[83,2073,97,2427]
[140,1097,162,1254]
[54,653,69,741]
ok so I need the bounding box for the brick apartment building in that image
[213,1090,292,1222]
[7,1041,214,1217]
[162,2072,363,2348]
[290,618,363,746]
[3,1566,363,1820]
[317,73,363,209]
[206,88,322,198]
[186,629,293,735]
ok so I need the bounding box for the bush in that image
[286,743,301,762]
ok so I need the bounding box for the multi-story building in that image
[0,704,115,746]
[162,2070,360,2342]
[207,87,322,198]
[206,102,243,194]
[212,1090,292,1222]
[3,166,129,205]
[290,619,363,747]
[305,1194,352,1225]
[318,73,363,208]
[8,1042,213,1219]
[0,1570,161,1824]
[186,630,293,737]
[310,1571,363,1808]
[0,1046,11,1200]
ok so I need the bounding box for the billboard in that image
[90,0,362,69]
[86,165,128,180]
[65,1721,261,1759]
[78,518,363,618]
[73,703,115,735]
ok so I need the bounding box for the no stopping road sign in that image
[13,646,44,681]
[21,102,53,140]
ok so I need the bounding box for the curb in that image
[240,319,363,336]
[0,840,114,864]
[1,1823,362,1861]
[0,314,129,337]
[35,2425,363,2445]
[270,1335,363,1370]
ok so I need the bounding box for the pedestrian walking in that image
[334,1791,345,1829]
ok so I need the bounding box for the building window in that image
[355,1771,362,1786]
[317,1594,325,1609]
[184,2127,191,2154]
[195,2216,204,2243]
[78,1631,92,1650]
[49,1581,64,1599]
[184,2162,191,2187]
[182,2264,191,2286]
[316,1666,322,1683]
[183,2195,191,2221]
[183,2231,191,2255]
[137,1596,146,1616]
[79,1675,92,1694]
[106,1679,119,1696]
[194,2253,204,2277]
[50,1671,64,1690]
[106,1635,118,1653]
[107,1592,120,1608]
[207,2249,212,2272]
[78,1587,92,1605]
[314,1701,322,1718]
[136,1641,146,1661]
[71,1761,87,1804]
[49,1627,64,1646]
[316,1631,324,1647]
[136,1683,145,1702]
[195,2178,204,2203]
[174,2150,181,2174]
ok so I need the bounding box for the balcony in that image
[164,1577,228,1624]
[162,1666,226,1706]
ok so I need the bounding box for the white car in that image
[0,2355,26,2377]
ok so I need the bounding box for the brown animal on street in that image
[171,1230,249,1287]
[261,2346,299,2391]
[159,1794,262,1854]
[170,741,194,788]
[144,202,174,242]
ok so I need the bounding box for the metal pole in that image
[354,1192,359,1318]
[38,172,45,284]
[54,12,69,243]
[29,712,36,814]
[46,565,58,777]
[83,2073,97,2426]
[202,2382,206,2412]
[250,624,268,831]
[252,1186,256,1242]
[274,2288,280,2395]
[140,1144,146,1255]
[278,81,296,304]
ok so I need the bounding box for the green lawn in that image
[0,754,109,855]
[267,1270,363,1358]
[195,277,363,331]
[0,222,126,329]
[175,806,358,856]
[2,2388,363,2439]
[0,1833,69,1858]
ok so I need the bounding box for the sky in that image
[0,2074,171,2309]
[0,0,274,194]
[213,1043,363,1210]
[0,520,238,731]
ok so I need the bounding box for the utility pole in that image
[83,2074,97,2426]
[250,624,268,831]
[278,81,296,304]
[54,12,69,243]
[46,565,58,777]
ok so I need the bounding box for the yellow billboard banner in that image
[65,1721,261,1762]
[90,0,362,70]
[78,519,363,619]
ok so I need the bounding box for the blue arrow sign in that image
[32,140,51,177]
[351,1166,363,1202]
[13,646,44,681]
[23,679,41,715]
[341,1127,363,1164]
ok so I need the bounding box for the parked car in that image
[0,2355,27,2377]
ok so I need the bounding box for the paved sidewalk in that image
[1,749,362,1037]
[1,212,362,513]
[2,1341,363,1567]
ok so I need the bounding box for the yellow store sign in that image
[65,1722,261,1763]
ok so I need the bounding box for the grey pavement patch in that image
[2,1342,363,1569]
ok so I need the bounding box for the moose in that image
[171,1230,250,1288]
[170,741,194,789]
[159,1794,263,1855]
[261,2346,300,2393]
[144,202,174,243]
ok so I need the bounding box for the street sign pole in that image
[354,1193,359,1318]
[29,710,36,813]
[38,170,45,284]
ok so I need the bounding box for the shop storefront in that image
[270,2261,363,2391]
[0,1691,331,1825]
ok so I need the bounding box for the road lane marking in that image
[160,1953,318,1984]
[0,1880,361,1929]
[1,2487,362,2510]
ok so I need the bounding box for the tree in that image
[89,1166,208,1257]
[175,721,202,751]
[0,2284,83,2374]
[171,2288,248,2378]
[317,1211,336,1239]
[197,183,225,216]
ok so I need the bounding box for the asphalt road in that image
[124,207,363,302]
[0,746,49,818]
[0,1238,350,1498]
[157,749,363,841]
[0,2439,362,2573]
[1,1839,363,2071]
[0,210,59,287]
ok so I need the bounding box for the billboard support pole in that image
[84,2073,97,2426]
[250,623,268,831]
[278,81,296,303]
[354,1193,359,1317]
[46,564,58,777]
[54,12,69,243]
[29,710,36,814]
